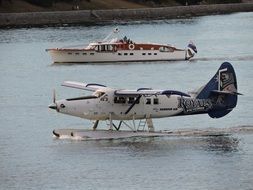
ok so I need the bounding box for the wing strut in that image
[93,120,99,131]
[125,95,142,114]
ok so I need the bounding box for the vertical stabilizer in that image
[196,62,239,118]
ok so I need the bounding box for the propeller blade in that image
[48,89,58,112]
[53,89,56,103]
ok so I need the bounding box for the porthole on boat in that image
[129,44,135,50]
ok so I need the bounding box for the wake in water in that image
[193,55,253,62]
[162,125,253,137]
[52,125,253,141]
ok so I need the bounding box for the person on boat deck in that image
[122,36,133,44]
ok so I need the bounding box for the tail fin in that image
[196,62,240,118]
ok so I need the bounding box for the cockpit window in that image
[93,91,105,98]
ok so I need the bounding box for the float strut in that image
[113,121,122,131]
[146,118,154,132]
[109,113,113,130]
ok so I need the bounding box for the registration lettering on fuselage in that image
[178,97,212,113]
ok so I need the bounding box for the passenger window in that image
[128,97,135,104]
[148,53,152,55]
[114,97,126,104]
[146,98,151,105]
[142,53,146,55]
[119,97,126,103]
[154,98,159,105]
[124,53,128,56]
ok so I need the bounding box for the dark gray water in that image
[0,12,253,190]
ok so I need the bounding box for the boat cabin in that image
[159,46,175,52]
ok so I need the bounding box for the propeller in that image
[49,89,58,111]
[53,89,56,104]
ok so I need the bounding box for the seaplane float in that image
[46,28,197,63]
[49,62,241,140]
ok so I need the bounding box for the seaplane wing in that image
[62,81,108,92]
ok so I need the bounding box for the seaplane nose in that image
[49,103,57,110]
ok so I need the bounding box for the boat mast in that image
[102,27,120,42]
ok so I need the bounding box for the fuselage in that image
[49,62,239,127]
[54,89,211,120]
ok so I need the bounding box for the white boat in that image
[46,28,197,63]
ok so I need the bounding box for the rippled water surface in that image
[0,12,253,190]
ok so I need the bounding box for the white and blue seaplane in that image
[49,62,241,140]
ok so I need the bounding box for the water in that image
[0,12,253,189]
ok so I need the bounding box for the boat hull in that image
[47,49,190,63]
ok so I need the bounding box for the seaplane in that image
[46,28,197,63]
[49,62,241,140]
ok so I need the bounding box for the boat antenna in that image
[102,27,120,42]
